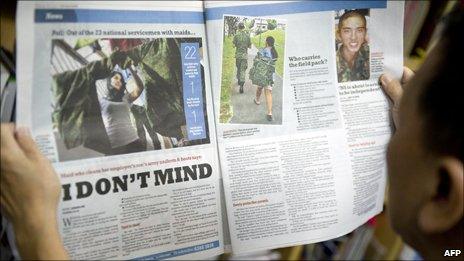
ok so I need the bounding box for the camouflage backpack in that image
[249,53,275,87]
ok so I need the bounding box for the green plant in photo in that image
[220,35,234,123]
[267,19,277,30]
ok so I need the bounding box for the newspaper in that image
[15,0,403,259]
[16,1,223,260]
[205,0,403,254]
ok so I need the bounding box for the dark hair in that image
[106,71,126,102]
[238,22,245,30]
[338,10,367,31]
[266,36,278,59]
[419,6,463,160]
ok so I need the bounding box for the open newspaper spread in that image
[14,0,404,259]
[16,1,224,259]
[205,0,403,254]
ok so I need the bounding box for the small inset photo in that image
[220,15,286,125]
[335,9,370,83]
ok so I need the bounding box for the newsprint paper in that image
[16,2,223,260]
[14,1,403,259]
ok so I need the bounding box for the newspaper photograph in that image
[219,15,286,125]
[16,1,224,260]
[335,9,370,83]
[51,37,209,161]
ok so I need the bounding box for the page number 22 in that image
[184,45,197,59]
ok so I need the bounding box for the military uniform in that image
[52,38,204,154]
[336,43,370,83]
[233,29,251,90]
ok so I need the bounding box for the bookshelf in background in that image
[404,0,460,71]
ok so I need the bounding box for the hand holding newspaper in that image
[14,1,403,259]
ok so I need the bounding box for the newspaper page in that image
[16,1,224,259]
[205,1,403,254]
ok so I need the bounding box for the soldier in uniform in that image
[233,22,251,93]
[336,10,370,83]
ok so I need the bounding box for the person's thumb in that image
[15,127,41,159]
[380,73,403,107]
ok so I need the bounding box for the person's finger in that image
[15,127,41,159]
[0,124,24,158]
[401,66,415,84]
[1,124,18,148]
[380,73,403,106]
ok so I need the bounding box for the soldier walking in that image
[233,22,251,93]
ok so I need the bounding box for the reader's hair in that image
[419,6,463,160]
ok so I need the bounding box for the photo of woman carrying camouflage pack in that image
[250,36,278,121]
[219,15,286,125]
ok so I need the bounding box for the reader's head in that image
[387,6,463,259]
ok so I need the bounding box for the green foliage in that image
[267,19,277,30]
[251,28,285,76]
[224,16,239,36]
[219,36,234,123]
[246,19,255,29]
[74,38,96,49]
[255,28,266,35]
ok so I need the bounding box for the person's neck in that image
[341,46,357,68]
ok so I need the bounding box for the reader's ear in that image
[418,157,463,233]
